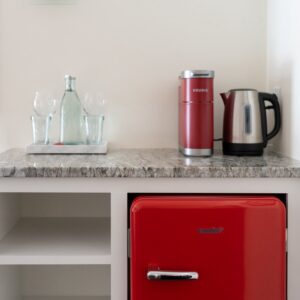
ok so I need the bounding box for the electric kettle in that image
[220,89,281,156]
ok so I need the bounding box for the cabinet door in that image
[130,195,286,300]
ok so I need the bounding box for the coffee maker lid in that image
[180,70,214,79]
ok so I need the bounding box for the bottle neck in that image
[65,76,76,92]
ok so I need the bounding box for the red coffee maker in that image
[179,70,214,156]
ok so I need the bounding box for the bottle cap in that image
[65,74,76,80]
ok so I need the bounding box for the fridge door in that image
[130,195,286,300]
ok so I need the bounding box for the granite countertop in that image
[0,148,299,178]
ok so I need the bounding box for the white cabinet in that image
[0,193,111,300]
[0,177,299,300]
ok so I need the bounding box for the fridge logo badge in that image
[193,88,208,93]
[197,227,224,234]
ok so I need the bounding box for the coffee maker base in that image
[180,147,213,157]
[223,142,264,156]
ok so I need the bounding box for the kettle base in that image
[223,142,264,156]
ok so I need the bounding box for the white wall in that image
[0,0,267,150]
[267,0,300,159]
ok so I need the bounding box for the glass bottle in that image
[60,75,84,144]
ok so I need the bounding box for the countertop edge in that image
[0,148,300,178]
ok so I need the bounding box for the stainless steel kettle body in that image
[221,89,281,156]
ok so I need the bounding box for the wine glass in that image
[31,91,58,145]
[82,92,106,144]
[33,91,58,117]
[82,92,106,116]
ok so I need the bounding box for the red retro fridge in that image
[130,195,286,300]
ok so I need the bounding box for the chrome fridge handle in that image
[147,271,199,281]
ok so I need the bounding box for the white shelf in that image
[23,297,110,300]
[0,218,111,265]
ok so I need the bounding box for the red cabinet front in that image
[130,195,286,300]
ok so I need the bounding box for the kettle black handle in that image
[258,92,281,147]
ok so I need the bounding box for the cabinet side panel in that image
[0,266,20,300]
[0,193,20,240]
[20,193,110,218]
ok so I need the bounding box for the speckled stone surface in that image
[0,148,300,178]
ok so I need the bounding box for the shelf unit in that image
[0,193,111,300]
[0,176,297,300]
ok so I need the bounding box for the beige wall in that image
[0,0,267,150]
